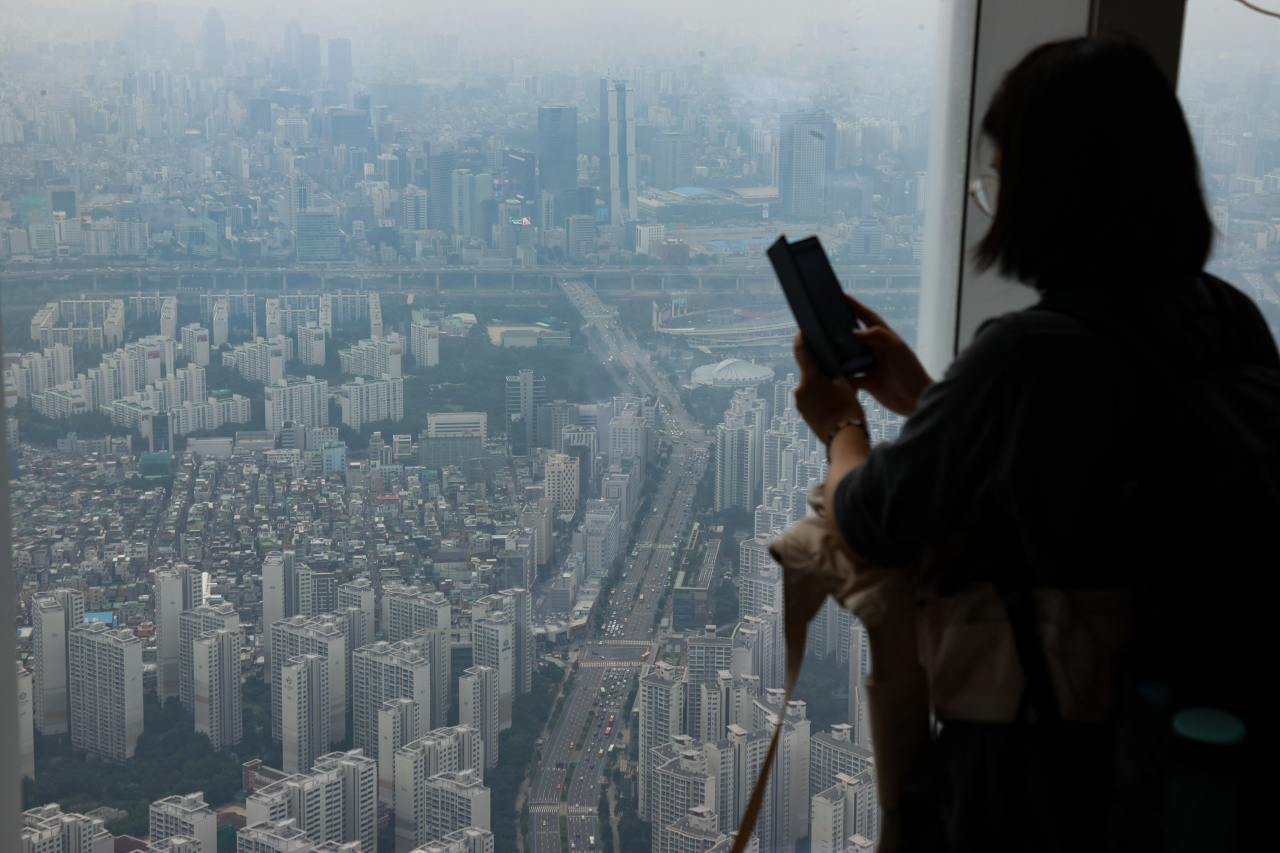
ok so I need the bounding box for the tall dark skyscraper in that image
[298,33,322,82]
[248,98,273,135]
[779,110,831,219]
[599,79,637,226]
[428,143,456,232]
[328,38,352,88]
[538,106,577,199]
[203,8,227,75]
[650,132,694,191]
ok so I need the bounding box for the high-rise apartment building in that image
[339,376,403,432]
[339,333,404,379]
[567,214,597,261]
[296,323,326,367]
[375,698,420,807]
[381,584,451,729]
[778,111,834,219]
[245,750,377,853]
[271,614,349,773]
[178,599,240,713]
[810,769,879,852]
[638,661,688,820]
[458,666,499,770]
[421,770,491,847]
[471,588,534,697]
[68,621,144,762]
[193,629,243,751]
[222,336,291,386]
[393,725,484,849]
[809,724,873,802]
[180,324,211,367]
[265,376,329,432]
[716,389,767,511]
[410,320,440,367]
[337,578,376,650]
[19,804,113,853]
[31,588,84,735]
[470,616,513,732]
[600,79,638,225]
[150,793,218,853]
[544,453,580,512]
[351,638,434,765]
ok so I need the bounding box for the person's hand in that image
[844,294,933,416]
[793,332,865,443]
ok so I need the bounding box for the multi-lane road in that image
[527,282,710,853]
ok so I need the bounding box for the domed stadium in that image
[690,359,775,387]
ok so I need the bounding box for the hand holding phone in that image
[768,235,877,378]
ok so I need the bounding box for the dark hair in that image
[975,37,1212,288]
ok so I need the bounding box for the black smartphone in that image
[768,234,877,378]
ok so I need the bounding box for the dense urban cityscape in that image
[2,2,1278,853]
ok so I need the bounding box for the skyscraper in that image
[505,369,546,456]
[428,144,457,232]
[650,132,695,191]
[393,730,486,852]
[538,106,578,219]
[297,33,322,82]
[778,110,832,219]
[328,38,353,88]
[600,79,638,225]
[203,8,227,75]
[150,793,218,853]
[68,622,144,762]
[471,589,534,697]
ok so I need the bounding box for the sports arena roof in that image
[690,359,775,387]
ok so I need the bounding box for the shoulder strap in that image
[728,620,808,853]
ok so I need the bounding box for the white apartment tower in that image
[265,376,329,432]
[351,638,434,763]
[150,793,218,853]
[410,321,440,367]
[393,726,484,852]
[381,584,451,729]
[637,662,687,820]
[377,698,421,807]
[193,628,243,751]
[338,578,376,649]
[470,616,514,732]
[68,621,144,762]
[31,588,83,735]
[297,322,327,366]
[178,599,240,713]
[271,614,349,772]
[19,804,113,853]
[181,324,212,367]
[340,376,404,431]
[245,750,377,853]
[458,665,499,769]
[471,588,534,696]
[421,770,491,850]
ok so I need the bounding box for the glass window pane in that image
[2,3,942,852]
[1178,0,1280,350]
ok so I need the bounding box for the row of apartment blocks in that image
[20,787,494,853]
[29,298,126,349]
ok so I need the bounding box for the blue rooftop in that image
[670,187,709,197]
